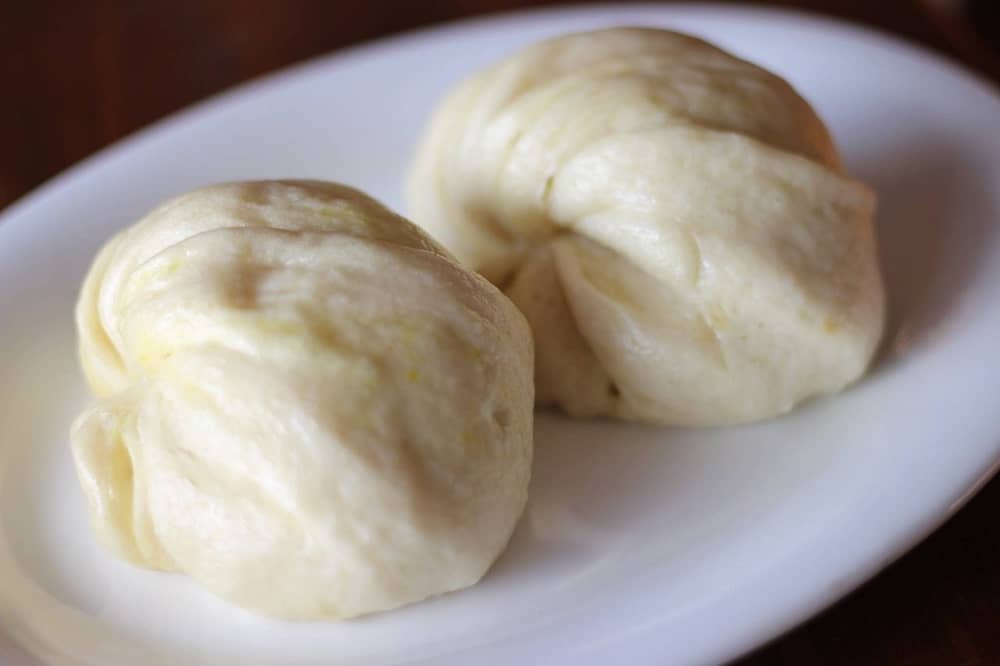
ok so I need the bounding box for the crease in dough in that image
[407,27,885,426]
[72,180,534,619]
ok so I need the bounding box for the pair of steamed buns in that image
[71,29,885,620]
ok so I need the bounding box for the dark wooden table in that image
[3,1,998,664]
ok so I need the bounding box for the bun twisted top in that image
[407,28,885,425]
[73,180,533,619]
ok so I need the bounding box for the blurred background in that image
[2,1,999,664]
[2,0,999,211]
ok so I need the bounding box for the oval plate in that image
[2,4,1000,665]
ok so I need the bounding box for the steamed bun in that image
[72,180,533,619]
[406,27,886,426]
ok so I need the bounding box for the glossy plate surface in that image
[2,5,1000,665]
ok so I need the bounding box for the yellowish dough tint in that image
[72,180,534,620]
[406,27,885,426]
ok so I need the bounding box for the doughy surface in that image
[407,28,885,426]
[72,180,534,619]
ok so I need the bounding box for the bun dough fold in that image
[407,28,885,425]
[72,180,534,619]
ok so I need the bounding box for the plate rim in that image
[3,4,1000,665]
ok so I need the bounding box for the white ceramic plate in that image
[3,4,1000,665]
